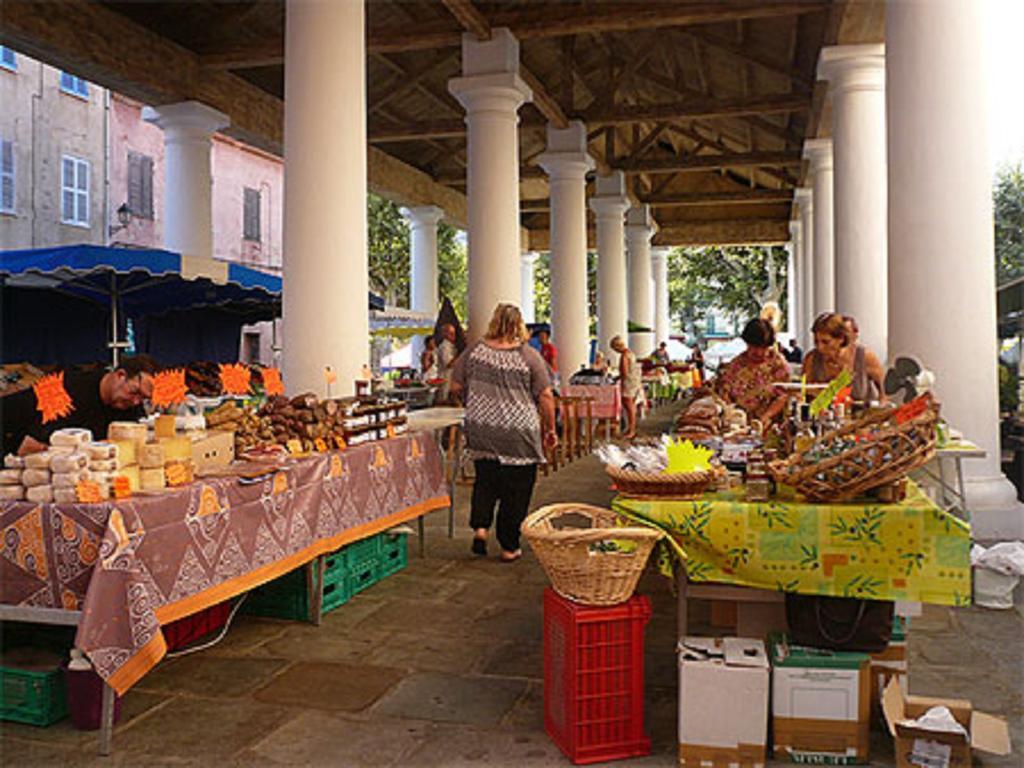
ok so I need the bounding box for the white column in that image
[785,238,798,338]
[820,45,888,360]
[142,101,228,259]
[520,251,539,323]
[280,0,369,395]
[401,205,444,315]
[590,172,630,356]
[538,121,595,376]
[796,187,815,337]
[625,205,656,356]
[449,28,532,341]
[887,0,1022,538]
[651,247,671,348]
[803,139,835,315]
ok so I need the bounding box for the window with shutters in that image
[59,71,89,99]
[61,155,90,227]
[0,47,16,72]
[127,151,154,219]
[0,140,13,214]
[243,187,261,242]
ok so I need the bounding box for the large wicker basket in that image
[521,504,663,606]
[770,395,939,502]
[606,465,715,499]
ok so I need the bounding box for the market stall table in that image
[562,383,621,439]
[406,406,465,546]
[613,480,972,638]
[915,438,986,522]
[0,431,448,753]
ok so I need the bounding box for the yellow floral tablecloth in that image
[612,480,971,606]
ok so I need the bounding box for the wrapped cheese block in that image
[26,485,54,503]
[158,437,191,463]
[108,422,147,446]
[51,452,88,473]
[90,471,114,487]
[0,468,23,485]
[52,470,92,489]
[53,488,79,504]
[138,443,166,469]
[116,465,141,492]
[88,458,118,473]
[22,468,51,487]
[0,486,25,500]
[24,452,52,469]
[50,428,92,447]
[110,439,136,467]
[4,454,24,469]
[48,445,76,456]
[140,468,166,490]
[86,442,118,461]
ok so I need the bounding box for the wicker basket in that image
[770,395,939,502]
[521,504,663,606]
[606,465,715,499]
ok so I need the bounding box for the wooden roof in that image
[1,0,884,248]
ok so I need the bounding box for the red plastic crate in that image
[162,601,232,652]
[543,588,652,765]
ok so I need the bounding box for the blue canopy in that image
[1,244,282,365]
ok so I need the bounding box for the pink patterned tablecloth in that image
[0,432,448,695]
[562,384,621,420]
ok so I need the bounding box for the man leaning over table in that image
[2,355,159,456]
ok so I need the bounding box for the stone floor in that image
[1,403,1021,767]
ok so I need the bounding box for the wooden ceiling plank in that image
[440,0,492,40]
[615,150,802,175]
[584,93,807,127]
[685,28,813,92]
[370,50,458,115]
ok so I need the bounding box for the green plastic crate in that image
[1,656,68,726]
[379,533,409,578]
[243,559,352,621]
[346,555,382,596]
[342,535,381,566]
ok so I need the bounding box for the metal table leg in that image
[676,566,689,641]
[306,556,324,625]
[954,456,970,522]
[99,682,115,755]
[937,455,950,508]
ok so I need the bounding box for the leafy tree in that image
[366,193,468,321]
[668,244,788,342]
[995,162,1024,284]
[531,252,599,334]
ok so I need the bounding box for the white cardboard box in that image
[678,637,769,767]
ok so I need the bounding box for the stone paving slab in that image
[134,655,289,698]
[253,661,405,712]
[371,671,527,727]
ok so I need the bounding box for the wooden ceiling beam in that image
[368,1,828,53]
[519,189,792,212]
[683,28,814,92]
[440,0,492,40]
[614,150,802,175]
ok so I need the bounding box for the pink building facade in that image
[107,94,283,364]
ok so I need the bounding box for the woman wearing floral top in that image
[715,318,790,424]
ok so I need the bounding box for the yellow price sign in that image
[333,435,347,451]
[810,369,853,417]
[314,438,328,453]
[286,439,304,455]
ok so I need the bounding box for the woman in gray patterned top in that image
[451,304,558,561]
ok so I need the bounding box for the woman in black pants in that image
[451,304,558,561]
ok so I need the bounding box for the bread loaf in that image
[22,468,51,487]
[50,428,92,447]
[26,485,54,503]
[50,452,88,473]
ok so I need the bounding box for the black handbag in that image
[785,594,894,653]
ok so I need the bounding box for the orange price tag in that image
[314,438,328,453]
[894,395,929,425]
[112,475,132,500]
[151,368,188,408]
[34,372,75,424]
[286,439,304,455]
[334,435,347,451]
[75,480,103,504]
[262,367,285,397]
[386,423,396,439]
[165,462,190,487]
[219,363,252,396]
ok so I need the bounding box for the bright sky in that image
[986,0,1024,173]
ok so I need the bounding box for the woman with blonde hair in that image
[802,313,886,403]
[451,304,558,561]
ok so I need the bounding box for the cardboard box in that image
[191,430,235,471]
[882,679,1010,768]
[678,637,769,768]
[871,617,908,709]
[770,635,871,764]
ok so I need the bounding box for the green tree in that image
[531,252,599,334]
[668,244,788,341]
[995,162,1024,283]
[437,223,468,321]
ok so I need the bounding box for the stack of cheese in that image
[108,421,194,491]
[50,428,100,503]
[0,454,27,500]
[108,421,154,491]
